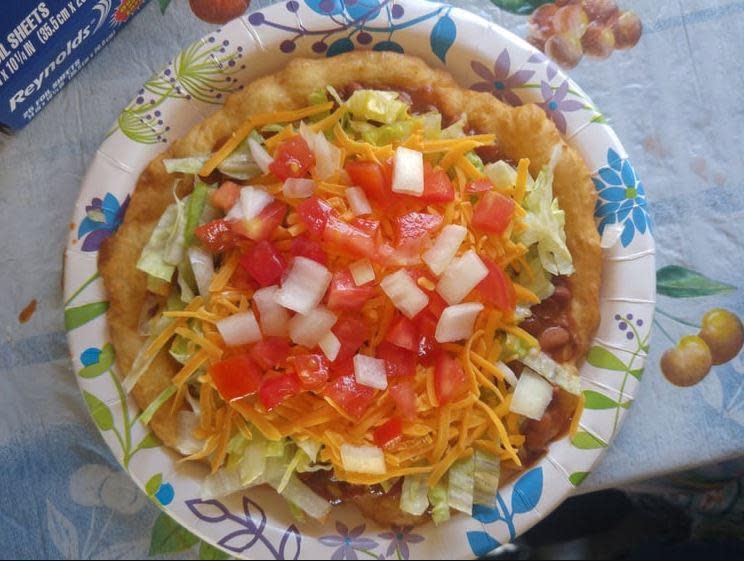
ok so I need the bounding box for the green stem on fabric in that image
[656,308,701,329]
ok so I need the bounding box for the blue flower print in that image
[77,193,130,252]
[593,149,651,247]
[320,522,379,560]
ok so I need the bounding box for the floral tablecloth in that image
[1,0,742,558]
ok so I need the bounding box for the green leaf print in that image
[64,301,109,331]
[571,431,608,450]
[78,343,115,378]
[569,472,589,487]
[83,391,114,431]
[587,346,627,371]
[137,432,162,450]
[199,541,230,560]
[489,0,553,15]
[583,390,621,410]
[656,266,735,298]
[145,473,163,497]
[149,513,199,556]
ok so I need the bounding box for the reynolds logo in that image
[8,25,91,113]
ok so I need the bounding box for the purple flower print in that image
[77,193,130,251]
[378,525,425,560]
[539,80,584,134]
[470,50,534,106]
[320,522,379,560]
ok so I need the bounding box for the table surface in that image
[1,0,743,558]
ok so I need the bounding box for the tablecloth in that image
[1,0,742,558]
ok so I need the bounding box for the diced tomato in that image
[239,240,287,287]
[195,218,242,253]
[250,337,291,370]
[406,268,447,317]
[376,341,416,378]
[350,217,381,235]
[415,311,440,365]
[290,235,327,265]
[269,135,315,180]
[326,270,376,312]
[209,354,262,402]
[296,196,335,237]
[434,353,470,405]
[345,160,389,204]
[478,258,517,312]
[393,212,443,245]
[324,374,377,419]
[323,216,376,258]
[385,314,418,351]
[259,373,301,411]
[373,417,403,448]
[332,316,369,362]
[472,192,515,235]
[329,356,355,380]
[234,201,288,241]
[466,179,493,194]
[421,164,455,203]
[293,353,330,390]
[390,381,417,420]
[228,264,257,291]
[211,181,241,211]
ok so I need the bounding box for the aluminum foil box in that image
[0,0,150,132]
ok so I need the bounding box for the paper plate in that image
[63,1,655,558]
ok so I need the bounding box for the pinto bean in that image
[539,326,571,351]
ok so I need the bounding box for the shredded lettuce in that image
[447,456,475,515]
[169,334,190,364]
[308,87,329,106]
[466,151,485,172]
[504,332,536,360]
[277,448,309,493]
[184,179,210,246]
[138,385,176,426]
[163,157,206,175]
[177,259,197,303]
[163,140,261,180]
[400,474,429,516]
[266,439,287,458]
[201,465,242,499]
[123,315,174,393]
[428,482,450,525]
[136,202,180,282]
[441,115,467,139]
[278,474,332,521]
[175,411,202,455]
[296,439,321,463]
[415,112,442,139]
[240,438,268,486]
[519,166,574,276]
[380,476,400,494]
[484,160,517,191]
[326,85,344,107]
[473,451,501,508]
[516,251,556,301]
[346,89,408,124]
[521,350,581,395]
[360,120,414,146]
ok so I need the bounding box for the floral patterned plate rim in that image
[63,1,655,559]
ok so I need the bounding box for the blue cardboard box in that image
[0,0,150,132]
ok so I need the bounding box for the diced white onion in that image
[300,122,341,180]
[217,311,262,346]
[380,270,429,319]
[436,250,489,305]
[392,146,424,196]
[509,370,554,421]
[340,444,387,475]
[283,178,316,199]
[175,411,202,455]
[274,257,332,314]
[187,246,214,296]
[318,331,341,361]
[288,307,337,347]
[346,186,372,216]
[349,259,375,286]
[248,137,273,173]
[423,224,468,276]
[240,186,273,221]
[435,303,484,343]
[252,286,290,336]
[496,361,519,388]
[225,199,244,221]
[353,354,388,390]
